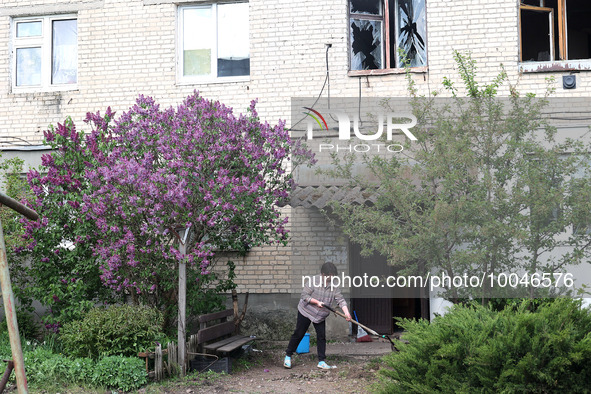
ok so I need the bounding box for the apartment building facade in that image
[1,0,591,337]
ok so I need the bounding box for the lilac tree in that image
[80,92,314,324]
[18,119,119,329]
[19,92,313,330]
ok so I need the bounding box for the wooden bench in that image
[197,309,256,354]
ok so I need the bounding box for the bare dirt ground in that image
[149,339,393,394]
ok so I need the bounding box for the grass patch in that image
[18,362,229,394]
[365,357,384,370]
[139,370,227,393]
[232,355,263,373]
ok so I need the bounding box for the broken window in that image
[179,2,250,81]
[350,0,426,71]
[13,15,77,90]
[520,0,591,62]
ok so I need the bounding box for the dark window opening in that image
[566,0,591,60]
[520,0,591,62]
[521,7,553,61]
[350,0,382,15]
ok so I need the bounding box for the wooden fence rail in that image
[139,333,204,381]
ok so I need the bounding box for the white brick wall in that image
[2,0,589,145]
[2,0,591,294]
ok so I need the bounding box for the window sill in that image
[177,76,250,86]
[348,66,428,76]
[519,60,591,73]
[11,85,79,94]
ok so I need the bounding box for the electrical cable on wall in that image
[289,44,332,133]
[0,136,33,146]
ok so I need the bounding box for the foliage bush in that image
[0,331,146,391]
[486,297,557,312]
[0,309,39,340]
[92,355,147,391]
[22,348,146,391]
[60,304,164,358]
[378,298,591,394]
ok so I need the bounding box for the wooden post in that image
[169,341,178,376]
[177,228,189,377]
[155,344,162,381]
[0,226,27,394]
[232,290,238,320]
[0,192,38,394]
[233,291,249,335]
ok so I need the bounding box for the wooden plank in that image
[350,14,382,21]
[347,66,428,76]
[558,0,566,60]
[203,335,247,351]
[197,320,235,344]
[168,341,177,376]
[549,9,555,61]
[519,5,553,12]
[384,0,390,68]
[519,7,523,62]
[155,344,162,381]
[198,309,234,324]
[232,290,238,322]
[188,333,198,355]
[217,336,257,353]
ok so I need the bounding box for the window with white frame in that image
[12,15,78,91]
[178,2,249,82]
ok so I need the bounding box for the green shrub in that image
[487,297,557,312]
[0,331,13,359]
[65,357,95,384]
[0,309,39,340]
[23,348,145,391]
[60,304,164,358]
[92,355,147,391]
[378,298,591,394]
[23,347,59,382]
[0,327,47,360]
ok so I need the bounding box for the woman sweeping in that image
[284,262,351,369]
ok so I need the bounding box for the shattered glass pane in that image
[350,0,382,15]
[217,2,250,77]
[350,19,382,70]
[16,21,41,37]
[52,19,77,84]
[16,47,41,86]
[397,0,427,67]
[183,7,213,76]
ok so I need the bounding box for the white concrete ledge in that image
[0,1,104,17]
